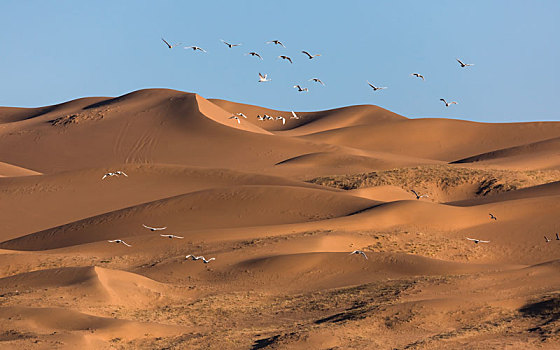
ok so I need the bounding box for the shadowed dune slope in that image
[300,118,560,161]
[0,185,378,250]
[0,161,41,177]
[0,164,335,240]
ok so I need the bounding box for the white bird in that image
[544,236,551,243]
[102,172,117,179]
[246,52,263,60]
[221,39,241,48]
[184,46,206,52]
[302,51,320,59]
[186,255,216,264]
[257,115,265,121]
[349,250,368,259]
[229,116,241,124]
[108,239,131,247]
[161,37,182,49]
[142,224,167,231]
[293,85,308,92]
[264,114,274,120]
[466,237,490,244]
[410,190,428,199]
[266,40,285,47]
[235,112,247,119]
[440,98,458,107]
[309,78,325,86]
[276,116,286,125]
[160,234,184,239]
[457,58,474,68]
[411,73,425,80]
[367,81,387,91]
[114,171,128,177]
[290,111,300,119]
[277,55,293,64]
[258,73,271,82]
[489,213,497,221]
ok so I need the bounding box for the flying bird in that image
[466,237,490,244]
[114,171,128,177]
[264,114,274,120]
[411,73,425,80]
[367,81,387,91]
[440,98,458,107]
[235,112,247,119]
[229,116,241,124]
[221,39,241,48]
[544,236,551,243]
[456,58,474,67]
[186,255,216,264]
[160,234,184,239]
[142,224,167,231]
[489,213,497,221]
[257,115,265,121]
[278,55,293,64]
[349,250,368,259]
[276,116,286,125]
[301,51,321,59]
[102,172,117,180]
[410,190,428,200]
[290,111,300,119]
[161,37,182,49]
[102,171,127,179]
[309,78,325,86]
[246,52,263,60]
[258,73,271,82]
[184,46,207,52]
[293,85,308,92]
[266,40,285,47]
[108,239,131,247]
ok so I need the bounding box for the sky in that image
[0,0,558,122]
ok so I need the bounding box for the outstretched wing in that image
[161,38,172,48]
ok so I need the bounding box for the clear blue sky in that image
[0,1,558,122]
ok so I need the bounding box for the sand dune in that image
[0,161,41,177]
[1,89,559,349]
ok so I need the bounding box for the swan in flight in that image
[160,234,184,239]
[410,190,428,199]
[246,52,263,60]
[411,73,425,80]
[290,111,300,119]
[309,78,325,86]
[440,98,458,107]
[278,55,293,64]
[235,113,247,119]
[184,46,206,52]
[229,116,241,124]
[266,40,285,47]
[258,73,271,82]
[349,250,368,259]
[466,237,490,244]
[294,85,308,92]
[257,115,265,121]
[108,239,131,247]
[186,255,216,264]
[457,58,474,67]
[102,171,127,179]
[142,224,167,231]
[301,51,321,59]
[276,116,286,125]
[367,81,387,91]
[161,38,182,49]
[221,40,241,48]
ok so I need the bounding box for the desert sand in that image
[0,88,559,349]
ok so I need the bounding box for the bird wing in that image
[291,111,298,119]
[102,174,108,179]
[360,252,368,259]
[287,57,292,63]
[479,240,490,243]
[142,224,154,230]
[121,241,131,247]
[457,59,464,66]
[259,73,264,79]
[466,237,476,241]
[410,190,419,196]
[302,51,312,58]
[161,38,172,48]
[198,47,207,52]
[174,236,184,239]
[367,81,375,89]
